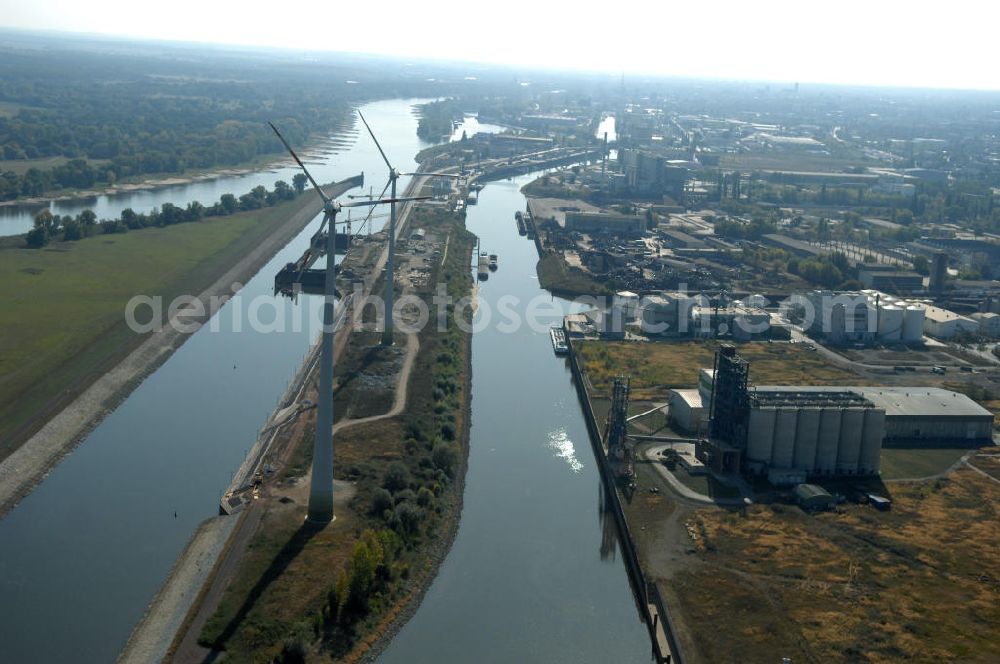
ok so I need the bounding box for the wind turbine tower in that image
[357,110,462,346]
[268,122,427,523]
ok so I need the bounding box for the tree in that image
[25,226,49,248]
[121,208,141,229]
[78,209,97,228]
[292,173,308,194]
[62,218,83,241]
[273,179,293,201]
[220,193,238,214]
[913,255,930,275]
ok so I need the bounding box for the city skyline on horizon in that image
[2,0,1000,92]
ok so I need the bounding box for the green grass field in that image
[879,446,975,480]
[0,193,320,460]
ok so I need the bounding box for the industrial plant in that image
[686,345,993,485]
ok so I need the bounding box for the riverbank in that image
[0,176,362,518]
[0,137,354,210]
[117,515,240,664]
[173,201,476,662]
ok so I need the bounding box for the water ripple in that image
[547,427,583,473]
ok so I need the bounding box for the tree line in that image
[25,174,308,248]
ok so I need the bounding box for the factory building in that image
[691,346,993,482]
[691,306,771,340]
[667,389,709,434]
[971,312,1000,338]
[920,304,979,339]
[858,265,924,294]
[564,211,646,235]
[639,291,698,336]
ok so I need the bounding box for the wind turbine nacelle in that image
[274,264,342,298]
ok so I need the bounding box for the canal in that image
[0,99,650,663]
[376,172,651,663]
[0,98,433,663]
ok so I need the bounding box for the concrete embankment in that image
[0,176,362,520]
[566,336,686,664]
[117,515,239,664]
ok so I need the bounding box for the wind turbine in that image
[356,110,464,346]
[269,121,428,524]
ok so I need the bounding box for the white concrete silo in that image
[902,306,925,343]
[793,408,821,471]
[771,409,798,469]
[836,408,865,473]
[877,305,904,342]
[815,409,842,474]
[747,408,777,466]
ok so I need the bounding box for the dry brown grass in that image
[578,340,866,400]
[672,467,1000,663]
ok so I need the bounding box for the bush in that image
[417,486,435,508]
[432,442,459,477]
[392,502,426,536]
[371,488,393,516]
[383,461,410,493]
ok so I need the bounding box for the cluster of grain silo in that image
[865,290,926,343]
[744,390,885,476]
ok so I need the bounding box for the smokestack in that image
[930,252,947,294]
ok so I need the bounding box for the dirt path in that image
[0,179,358,519]
[161,180,428,664]
[334,332,419,434]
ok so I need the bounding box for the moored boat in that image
[550,326,569,355]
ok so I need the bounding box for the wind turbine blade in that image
[341,195,431,208]
[401,171,463,178]
[356,178,393,233]
[268,121,330,204]
[357,110,393,171]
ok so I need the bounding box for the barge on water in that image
[550,326,569,355]
[477,252,490,280]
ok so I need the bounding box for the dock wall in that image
[567,336,685,664]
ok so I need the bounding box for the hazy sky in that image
[2,0,999,90]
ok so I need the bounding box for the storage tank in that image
[837,408,865,473]
[793,408,821,471]
[859,409,885,474]
[771,408,798,468]
[902,306,925,343]
[877,305,904,341]
[746,408,777,465]
[815,409,842,474]
[829,303,846,345]
[614,291,640,322]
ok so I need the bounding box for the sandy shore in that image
[0,178,359,518]
[0,144,346,210]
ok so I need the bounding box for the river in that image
[0,98,433,663]
[0,112,506,237]
[376,172,651,663]
[0,98,650,663]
